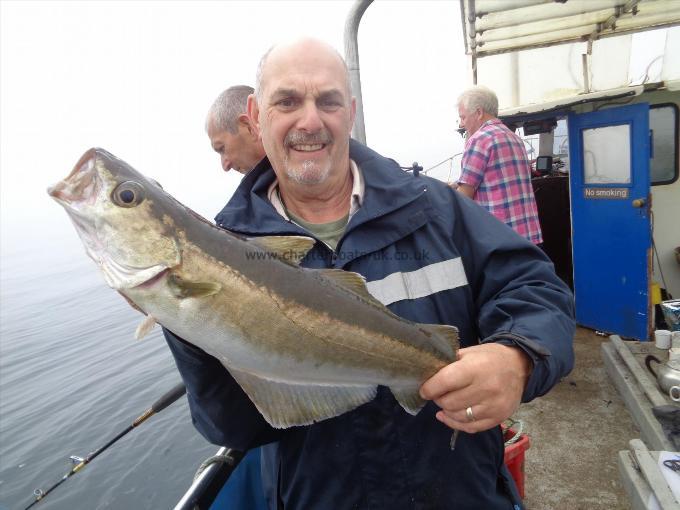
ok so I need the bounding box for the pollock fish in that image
[48,148,459,428]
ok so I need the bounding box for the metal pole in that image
[344,0,373,144]
[173,448,245,510]
[510,52,519,107]
[466,0,478,84]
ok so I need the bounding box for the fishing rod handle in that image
[151,382,186,413]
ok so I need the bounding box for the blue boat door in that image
[567,103,651,341]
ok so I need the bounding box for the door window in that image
[582,124,631,184]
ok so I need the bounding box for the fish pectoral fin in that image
[227,367,377,429]
[134,315,157,340]
[167,273,221,299]
[248,235,316,266]
[390,386,427,415]
[417,323,459,361]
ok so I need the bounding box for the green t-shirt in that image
[287,210,349,251]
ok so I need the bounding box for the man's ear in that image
[238,113,257,137]
[246,94,260,137]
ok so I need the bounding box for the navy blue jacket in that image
[164,140,575,509]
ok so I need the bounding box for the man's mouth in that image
[285,130,332,154]
[291,143,325,152]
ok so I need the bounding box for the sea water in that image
[0,227,216,509]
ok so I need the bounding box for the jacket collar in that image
[214,139,429,240]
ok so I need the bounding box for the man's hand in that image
[419,343,532,433]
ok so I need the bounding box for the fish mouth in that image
[48,149,99,208]
[48,150,105,273]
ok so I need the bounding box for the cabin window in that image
[650,104,679,186]
[582,125,631,184]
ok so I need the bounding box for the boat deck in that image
[513,328,639,509]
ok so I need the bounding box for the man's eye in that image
[277,98,298,108]
[320,99,341,110]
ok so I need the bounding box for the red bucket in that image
[503,427,531,500]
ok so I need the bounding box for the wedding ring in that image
[465,406,476,422]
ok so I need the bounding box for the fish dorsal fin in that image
[249,235,316,265]
[319,269,405,319]
[417,323,460,360]
[227,366,377,428]
[167,273,221,299]
[320,269,459,361]
[135,314,157,340]
[319,269,383,305]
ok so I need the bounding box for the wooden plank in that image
[601,342,673,450]
[609,335,668,407]
[629,439,680,509]
[617,449,653,510]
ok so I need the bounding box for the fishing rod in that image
[24,382,187,509]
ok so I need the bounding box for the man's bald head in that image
[247,37,356,190]
[254,38,351,102]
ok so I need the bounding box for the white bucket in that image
[655,329,672,350]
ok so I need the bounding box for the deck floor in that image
[514,327,639,509]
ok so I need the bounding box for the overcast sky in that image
[0,0,466,256]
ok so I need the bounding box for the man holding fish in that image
[49,36,575,510]
[164,38,575,509]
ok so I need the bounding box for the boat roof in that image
[460,0,680,115]
[461,0,680,57]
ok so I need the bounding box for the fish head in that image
[48,148,181,291]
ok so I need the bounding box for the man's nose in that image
[296,101,323,132]
[221,154,233,172]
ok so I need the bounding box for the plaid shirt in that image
[459,119,543,244]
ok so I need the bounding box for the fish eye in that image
[112,181,145,207]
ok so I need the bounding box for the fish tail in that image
[390,386,427,415]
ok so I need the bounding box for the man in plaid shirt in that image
[455,86,543,245]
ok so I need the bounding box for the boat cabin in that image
[347,0,680,341]
[458,0,680,342]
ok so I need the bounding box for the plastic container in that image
[503,428,531,500]
[673,331,680,349]
[655,329,672,349]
